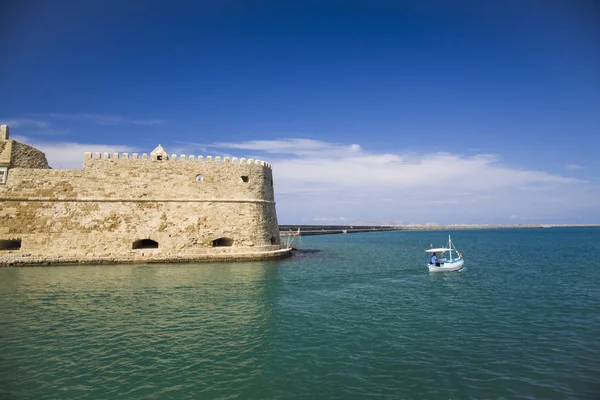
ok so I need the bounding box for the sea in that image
[1,227,599,399]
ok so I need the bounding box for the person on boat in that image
[431,253,438,266]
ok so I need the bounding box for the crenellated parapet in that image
[83,151,273,169]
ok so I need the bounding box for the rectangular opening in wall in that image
[0,239,21,250]
[0,167,7,184]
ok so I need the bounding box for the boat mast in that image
[448,235,453,260]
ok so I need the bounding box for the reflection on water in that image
[0,262,282,399]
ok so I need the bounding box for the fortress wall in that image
[0,198,282,263]
[0,200,280,257]
[1,156,274,201]
[0,151,285,264]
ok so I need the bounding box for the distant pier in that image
[279,225,400,236]
[279,224,599,236]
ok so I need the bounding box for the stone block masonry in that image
[0,127,291,265]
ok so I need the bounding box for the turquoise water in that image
[1,228,599,399]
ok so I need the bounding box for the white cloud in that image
[218,139,578,190]
[203,138,599,224]
[12,135,136,169]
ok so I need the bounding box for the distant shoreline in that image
[279,224,600,236]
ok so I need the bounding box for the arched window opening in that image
[0,239,21,250]
[270,236,277,245]
[132,239,159,249]
[212,237,234,247]
[195,174,205,181]
[240,176,249,183]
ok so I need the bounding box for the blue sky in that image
[1,0,599,225]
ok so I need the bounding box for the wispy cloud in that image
[12,135,136,169]
[0,118,49,128]
[565,164,583,170]
[2,113,164,139]
[47,113,164,126]
[29,128,73,136]
[0,118,71,137]
[312,217,347,222]
[212,138,362,157]
[426,200,461,205]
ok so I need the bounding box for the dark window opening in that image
[0,239,21,250]
[241,176,249,183]
[157,155,163,161]
[132,239,159,249]
[270,236,277,245]
[212,237,234,247]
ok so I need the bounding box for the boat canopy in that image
[425,248,452,253]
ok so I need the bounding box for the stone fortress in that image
[0,125,291,265]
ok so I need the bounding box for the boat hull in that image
[428,258,464,272]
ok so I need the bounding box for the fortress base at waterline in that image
[0,246,293,266]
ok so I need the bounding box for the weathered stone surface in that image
[0,140,12,166]
[0,130,289,266]
[10,141,50,169]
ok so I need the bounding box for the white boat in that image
[425,235,464,272]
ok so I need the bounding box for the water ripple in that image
[1,228,600,398]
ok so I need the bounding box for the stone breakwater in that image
[280,225,401,236]
[279,224,600,236]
